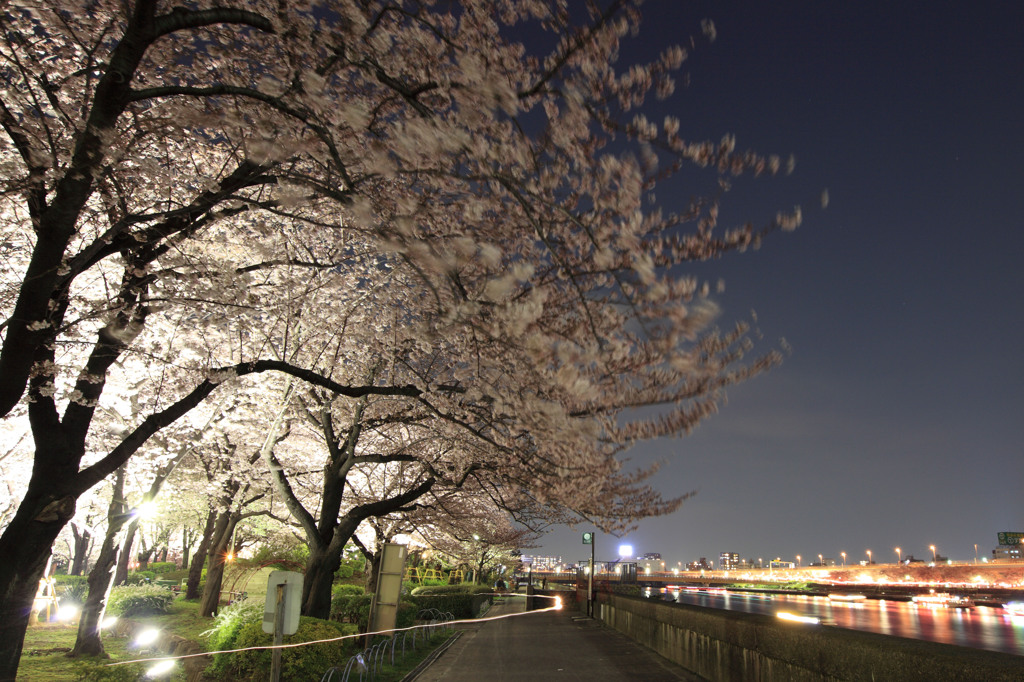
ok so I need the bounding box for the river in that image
[647,587,1024,656]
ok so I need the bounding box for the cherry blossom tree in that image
[0,2,800,677]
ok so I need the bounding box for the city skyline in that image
[530,1,1023,564]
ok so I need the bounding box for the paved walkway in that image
[411,594,702,681]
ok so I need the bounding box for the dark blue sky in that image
[533,1,1024,566]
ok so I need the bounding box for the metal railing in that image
[321,609,456,682]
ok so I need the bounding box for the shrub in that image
[203,597,264,650]
[106,584,176,617]
[53,574,89,605]
[409,593,483,619]
[232,617,356,681]
[331,593,372,626]
[332,583,365,597]
[124,570,156,585]
[202,597,264,676]
[148,561,177,574]
[329,592,418,632]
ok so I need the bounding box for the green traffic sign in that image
[998,531,1024,546]
[582,532,593,545]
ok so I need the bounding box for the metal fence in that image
[321,609,456,682]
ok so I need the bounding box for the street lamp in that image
[818,554,823,566]
[930,544,936,561]
[974,544,978,564]
[841,551,846,567]
[796,555,801,567]
[866,549,872,564]
[895,547,901,564]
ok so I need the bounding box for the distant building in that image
[769,559,795,569]
[686,557,712,571]
[521,555,562,570]
[719,552,740,571]
[640,552,662,560]
[992,546,1023,561]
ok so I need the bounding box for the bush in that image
[202,597,264,676]
[124,570,156,585]
[332,583,365,597]
[329,593,418,632]
[148,561,177,574]
[232,617,356,681]
[106,584,176,617]
[410,584,489,596]
[409,593,484,619]
[53,574,89,605]
[409,586,493,619]
[330,593,372,626]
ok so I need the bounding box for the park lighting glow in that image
[100,616,118,630]
[776,611,820,625]
[618,544,633,558]
[56,604,79,621]
[145,659,175,678]
[134,501,157,519]
[135,628,160,647]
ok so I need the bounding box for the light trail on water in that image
[654,588,1024,656]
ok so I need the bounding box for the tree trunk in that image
[181,523,197,571]
[185,508,217,600]
[69,536,119,657]
[113,518,139,586]
[137,534,154,569]
[364,551,381,597]
[198,511,236,617]
[300,541,344,621]
[69,524,92,576]
[70,467,128,658]
[0,487,77,682]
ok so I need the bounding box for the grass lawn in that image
[19,592,458,681]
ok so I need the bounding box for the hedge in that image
[232,617,357,681]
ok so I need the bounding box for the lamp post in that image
[796,555,801,568]
[818,554,823,567]
[974,544,978,564]
[895,547,901,564]
[841,552,846,567]
[930,544,936,561]
[866,549,872,564]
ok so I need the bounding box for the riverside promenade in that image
[410,594,702,681]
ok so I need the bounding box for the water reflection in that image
[652,588,1024,657]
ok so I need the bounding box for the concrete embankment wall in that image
[597,594,1023,681]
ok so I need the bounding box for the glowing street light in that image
[895,547,901,564]
[796,555,801,567]
[841,552,846,567]
[818,554,823,566]
[866,549,872,564]
[930,544,937,561]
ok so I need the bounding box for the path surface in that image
[411,594,702,681]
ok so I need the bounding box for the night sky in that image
[533,1,1024,567]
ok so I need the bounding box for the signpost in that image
[582,532,594,618]
[263,571,303,682]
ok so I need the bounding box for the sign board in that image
[370,544,408,636]
[582,532,593,545]
[997,532,1024,546]
[263,571,303,635]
